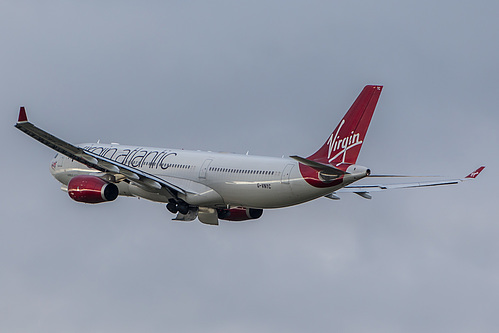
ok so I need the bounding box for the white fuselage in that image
[50,143,365,209]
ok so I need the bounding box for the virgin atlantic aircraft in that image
[15,85,484,225]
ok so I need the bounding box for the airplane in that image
[15,85,484,225]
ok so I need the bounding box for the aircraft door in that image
[199,159,213,179]
[281,164,295,184]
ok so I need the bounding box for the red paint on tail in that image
[307,85,382,167]
[465,166,485,179]
[18,107,28,123]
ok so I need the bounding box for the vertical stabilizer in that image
[308,85,382,166]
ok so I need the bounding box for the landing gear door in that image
[199,159,213,179]
[281,164,294,184]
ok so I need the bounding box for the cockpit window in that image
[54,153,59,158]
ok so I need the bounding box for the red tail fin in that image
[308,85,382,166]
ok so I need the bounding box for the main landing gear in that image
[166,199,199,222]
[166,199,190,215]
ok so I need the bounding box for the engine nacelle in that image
[68,175,119,204]
[345,164,371,180]
[217,207,263,221]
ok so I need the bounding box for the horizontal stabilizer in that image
[289,155,345,176]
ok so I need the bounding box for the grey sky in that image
[1,1,498,332]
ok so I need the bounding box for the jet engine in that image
[68,175,119,204]
[217,207,263,221]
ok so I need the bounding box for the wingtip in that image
[465,166,485,179]
[365,84,383,91]
[18,106,28,123]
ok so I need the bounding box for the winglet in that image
[465,166,485,179]
[18,107,28,123]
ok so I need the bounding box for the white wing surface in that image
[330,167,485,199]
[15,107,186,197]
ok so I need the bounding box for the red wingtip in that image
[18,107,28,123]
[465,166,485,179]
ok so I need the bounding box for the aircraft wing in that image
[15,107,186,197]
[330,166,485,199]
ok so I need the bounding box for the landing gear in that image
[177,203,189,215]
[166,199,198,222]
[217,208,230,219]
[166,199,189,215]
[166,202,178,214]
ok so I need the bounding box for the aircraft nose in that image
[49,153,60,175]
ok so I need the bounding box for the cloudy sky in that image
[1,1,498,332]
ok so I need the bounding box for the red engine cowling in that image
[217,207,263,221]
[68,175,119,204]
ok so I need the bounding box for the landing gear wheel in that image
[178,203,189,215]
[217,209,230,219]
[166,202,178,214]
